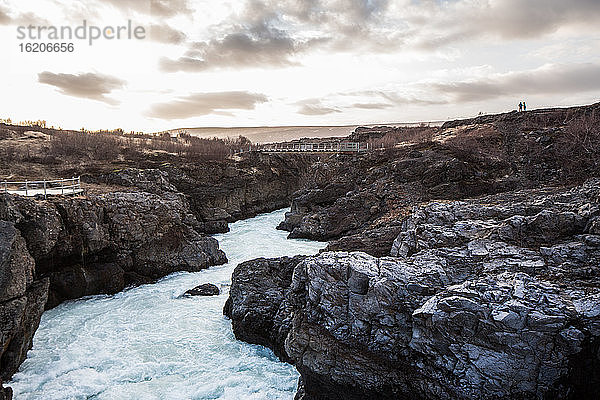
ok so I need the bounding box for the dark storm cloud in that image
[159,21,301,72]
[429,63,600,102]
[38,72,126,105]
[225,0,600,57]
[160,0,400,72]
[147,91,268,119]
[150,24,187,44]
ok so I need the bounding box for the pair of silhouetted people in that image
[518,101,527,112]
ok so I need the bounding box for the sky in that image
[0,0,599,132]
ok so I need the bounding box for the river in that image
[9,209,325,400]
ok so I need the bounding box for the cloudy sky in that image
[1,0,599,132]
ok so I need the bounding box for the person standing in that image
[523,101,527,111]
[519,102,523,112]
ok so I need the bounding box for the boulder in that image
[185,283,220,296]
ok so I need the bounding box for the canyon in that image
[1,102,599,398]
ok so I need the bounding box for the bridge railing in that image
[1,176,82,198]
[260,141,368,153]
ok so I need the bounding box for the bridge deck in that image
[259,141,368,153]
[6,188,83,197]
[2,177,82,198]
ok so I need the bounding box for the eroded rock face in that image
[276,145,514,256]
[226,179,600,399]
[0,217,49,395]
[4,192,227,308]
[278,104,600,258]
[224,256,307,362]
[0,189,228,392]
[410,272,599,399]
[95,155,311,234]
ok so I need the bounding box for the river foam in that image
[9,209,325,400]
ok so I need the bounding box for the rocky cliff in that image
[98,152,312,233]
[0,191,226,396]
[277,143,507,255]
[277,103,600,257]
[0,150,310,396]
[226,179,600,399]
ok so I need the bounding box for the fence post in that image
[61,179,64,195]
[2,181,6,193]
[25,180,28,196]
[43,180,47,199]
[72,176,75,194]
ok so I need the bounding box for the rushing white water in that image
[9,209,325,400]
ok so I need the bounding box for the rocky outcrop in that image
[278,103,600,257]
[440,102,600,130]
[3,192,227,308]
[99,153,312,234]
[226,179,600,399]
[323,222,404,257]
[277,143,516,254]
[166,153,312,232]
[0,189,228,393]
[224,256,307,362]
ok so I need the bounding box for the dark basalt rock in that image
[96,154,312,235]
[277,103,600,258]
[0,382,11,400]
[3,191,227,308]
[226,179,600,399]
[0,189,228,391]
[0,216,50,395]
[224,255,307,362]
[185,283,220,296]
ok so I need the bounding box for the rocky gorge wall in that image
[0,190,227,398]
[276,142,510,256]
[225,179,600,399]
[98,153,313,233]
[0,151,318,397]
[277,103,600,258]
[1,103,598,398]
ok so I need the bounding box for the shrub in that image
[367,127,435,149]
[556,111,600,179]
[48,131,120,160]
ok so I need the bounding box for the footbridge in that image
[259,141,369,153]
